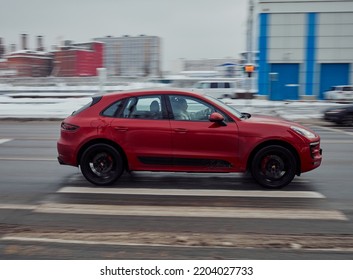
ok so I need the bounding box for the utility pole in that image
[244,0,256,97]
[246,0,255,65]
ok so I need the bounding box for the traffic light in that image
[244,64,255,77]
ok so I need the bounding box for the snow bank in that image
[0,84,341,120]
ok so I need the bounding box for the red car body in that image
[57,89,322,188]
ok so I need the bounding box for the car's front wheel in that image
[251,145,297,189]
[80,144,124,186]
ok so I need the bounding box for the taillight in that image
[61,122,79,132]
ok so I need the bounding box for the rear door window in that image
[119,95,164,120]
[101,100,124,117]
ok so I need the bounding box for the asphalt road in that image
[0,120,353,259]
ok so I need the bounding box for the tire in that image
[251,145,297,189]
[341,114,353,126]
[79,144,124,186]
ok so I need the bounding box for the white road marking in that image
[0,204,37,210]
[0,157,56,161]
[0,138,12,145]
[34,203,347,221]
[0,236,152,247]
[321,140,353,144]
[15,137,58,141]
[58,186,326,199]
[0,188,345,221]
[3,235,353,253]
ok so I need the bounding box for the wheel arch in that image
[246,140,301,176]
[77,138,128,171]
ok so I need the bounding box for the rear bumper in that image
[57,156,68,165]
[57,141,78,166]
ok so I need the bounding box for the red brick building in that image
[0,34,104,77]
[6,50,53,77]
[52,41,103,77]
[0,59,11,77]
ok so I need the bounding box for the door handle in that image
[174,128,188,133]
[114,126,128,132]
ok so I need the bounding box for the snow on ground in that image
[0,82,161,93]
[0,83,344,120]
[0,95,91,118]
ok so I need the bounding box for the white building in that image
[94,35,161,77]
[179,58,241,78]
[257,0,353,100]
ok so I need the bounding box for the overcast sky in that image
[0,0,250,70]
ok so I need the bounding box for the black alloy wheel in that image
[80,144,124,186]
[251,145,297,189]
[341,114,353,126]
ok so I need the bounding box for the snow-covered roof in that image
[5,50,53,60]
[8,50,51,56]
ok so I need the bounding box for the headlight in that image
[291,126,316,139]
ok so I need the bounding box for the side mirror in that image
[241,112,251,119]
[209,112,225,123]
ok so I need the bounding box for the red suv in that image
[57,89,322,188]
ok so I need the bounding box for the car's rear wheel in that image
[341,114,353,126]
[80,144,124,186]
[251,145,297,189]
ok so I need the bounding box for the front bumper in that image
[301,141,322,173]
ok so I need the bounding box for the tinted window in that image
[203,95,241,120]
[169,95,226,122]
[101,100,124,117]
[122,97,137,118]
[120,95,163,119]
[210,83,218,89]
[72,96,102,116]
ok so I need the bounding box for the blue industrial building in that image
[257,0,353,100]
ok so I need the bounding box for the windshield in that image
[203,95,244,119]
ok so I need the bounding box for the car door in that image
[168,95,240,171]
[343,86,353,100]
[109,95,172,170]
